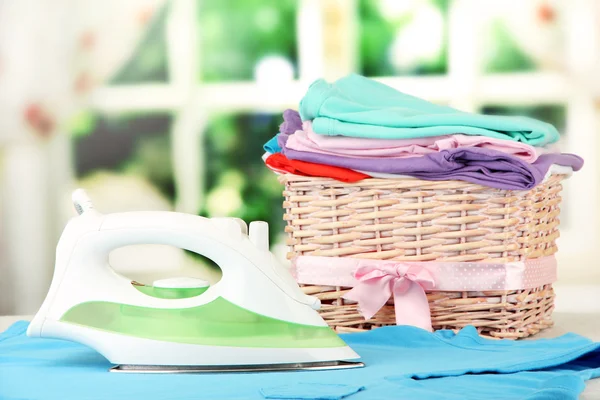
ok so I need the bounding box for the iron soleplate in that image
[109,360,364,374]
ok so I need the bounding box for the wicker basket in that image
[281,174,565,339]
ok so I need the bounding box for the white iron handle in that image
[97,211,249,257]
[67,209,320,310]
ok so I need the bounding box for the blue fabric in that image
[263,135,281,154]
[299,74,560,146]
[260,383,364,399]
[1,322,599,400]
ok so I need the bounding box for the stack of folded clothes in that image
[263,74,583,189]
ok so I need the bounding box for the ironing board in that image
[1,312,599,399]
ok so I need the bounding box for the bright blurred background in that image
[1,0,599,315]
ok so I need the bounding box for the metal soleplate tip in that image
[109,360,364,374]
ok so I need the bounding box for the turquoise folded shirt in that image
[1,322,599,399]
[299,74,560,146]
[263,134,281,154]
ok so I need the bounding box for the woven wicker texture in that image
[281,174,565,339]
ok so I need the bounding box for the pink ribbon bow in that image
[343,262,436,331]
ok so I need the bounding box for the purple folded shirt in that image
[277,110,583,190]
[280,109,302,136]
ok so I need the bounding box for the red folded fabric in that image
[265,153,369,183]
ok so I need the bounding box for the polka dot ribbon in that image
[291,256,557,330]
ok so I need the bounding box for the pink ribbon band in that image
[292,256,557,291]
[291,256,557,332]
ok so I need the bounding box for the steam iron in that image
[28,189,363,373]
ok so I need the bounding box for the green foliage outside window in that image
[72,111,285,246]
[111,5,170,84]
[197,0,297,82]
[200,113,285,245]
[359,0,449,76]
[481,105,565,134]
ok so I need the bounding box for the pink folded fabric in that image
[286,121,551,162]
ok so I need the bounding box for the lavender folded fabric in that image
[280,108,302,135]
[278,134,583,190]
[263,109,302,153]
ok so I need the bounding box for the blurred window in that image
[110,7,170,84]
[481,2,565,73]
[481,105,566,138]
[197,0,298,82]
[73,112,175,200]
[201,113,285,244]
[358,0,449,76]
